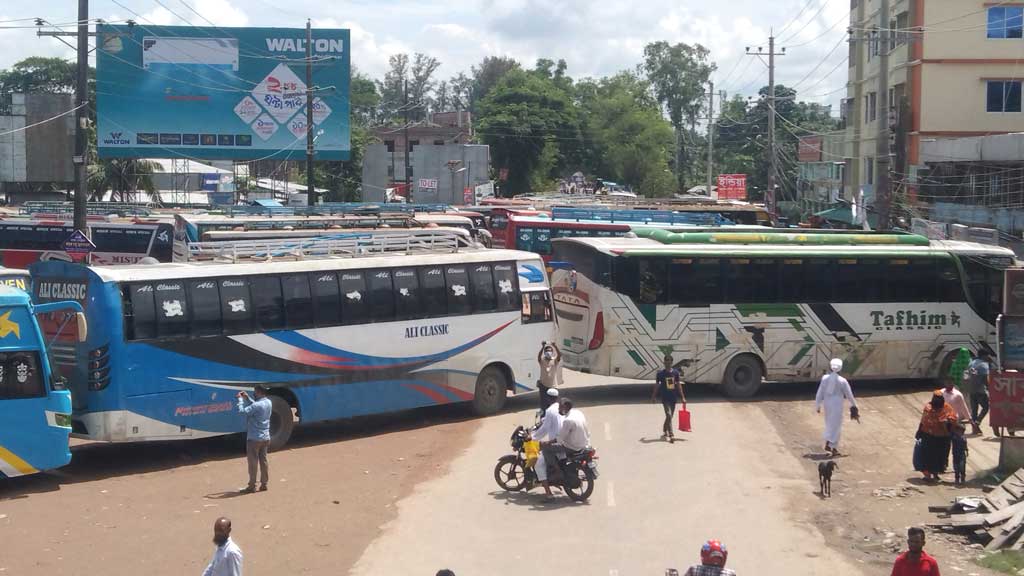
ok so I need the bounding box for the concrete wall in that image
[923,1,1024,60]
[362,143,490,204]
[0,95,27,182]
[0,93,74,184]
[921,63,1024,133]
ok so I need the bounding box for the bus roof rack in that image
[635,228,931,246]
[19,201,153,217]
[186,229,472,262]
[216,203,451,218]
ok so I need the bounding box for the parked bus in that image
[30,230,556,448]
[0,268,30,291]
[549,228,1015,397]
[0,285,86,478]
[0,219,174,268]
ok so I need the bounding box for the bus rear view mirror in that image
[76,312,88,343]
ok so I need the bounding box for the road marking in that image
[606,481,616,507]
[604,421,612,441]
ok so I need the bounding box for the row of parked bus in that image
[1,198,1015,480]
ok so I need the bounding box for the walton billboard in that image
[96,24,350,160]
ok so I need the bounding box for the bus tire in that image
[268,395,295,451]
[473,365,509,416]
[722,355,764,398]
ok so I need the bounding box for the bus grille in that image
[87,345,111,391]
[50,342,78,366]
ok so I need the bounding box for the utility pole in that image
[74,0,89,234]
[304,19,315,206]
[875,0,892,230]
[746,36,785,214]
[403,79,411,202]
[706,81,715,200]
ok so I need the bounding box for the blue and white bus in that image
[31,232,556,448]
[0,286,86,478]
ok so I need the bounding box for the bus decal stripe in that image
[0,445,38,476]
[808,303,861,340]
[401,382,463,404]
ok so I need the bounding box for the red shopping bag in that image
[677,403,691,432]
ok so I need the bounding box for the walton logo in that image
[870,309,961,330]
[102,131,130,145]
[265,38,345,53]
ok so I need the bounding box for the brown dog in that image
[818,460,837,497]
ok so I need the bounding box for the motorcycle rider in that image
[683,540,736,576]
[556,397,591,454]
[533,387,565,499]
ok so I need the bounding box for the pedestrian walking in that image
[202,517,243,576]
[890,527,940,576]
[537,341,563,412]
[914,391,957,482]
[941,379,972,424]
[967,352,992,435]
[236,385,272,493]
[948,347,972,389]
[814,358,859,456]
[952,422,969,486]
[651,355,685,443]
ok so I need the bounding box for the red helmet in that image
[700,540,728,567]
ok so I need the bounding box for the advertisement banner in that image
[1005,269,1024,317]
[990,371,1024,428]
[418,178,438,189]
[96,24,350,160]
[716,174,747,200]
[463,187,474,205]
[797,136,823,162]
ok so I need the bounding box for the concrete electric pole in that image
[746,36,785,215]
[875,0,892,230]
[305,19,315,206]
[74,0,89,233]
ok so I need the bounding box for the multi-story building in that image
[841,0,1024,206]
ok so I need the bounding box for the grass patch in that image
[977,550,1024,574]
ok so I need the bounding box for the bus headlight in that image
[54,413,72,428]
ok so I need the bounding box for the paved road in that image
[352,372,867,575]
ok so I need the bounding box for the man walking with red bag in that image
[652,355,686,443]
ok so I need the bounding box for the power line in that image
[0,102,85,136]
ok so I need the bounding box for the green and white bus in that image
[549,229,1015,396]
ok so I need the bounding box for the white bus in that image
[549,229,1015,397]
[31,230,555,448]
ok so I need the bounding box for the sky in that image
[0,0,851,112]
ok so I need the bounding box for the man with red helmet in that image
[683,540,736,576]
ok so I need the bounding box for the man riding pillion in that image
[536,397,590,500]
[531,387,565,498]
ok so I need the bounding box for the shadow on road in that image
[487,489,589,510]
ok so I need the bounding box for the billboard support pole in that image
[74,0,89,235]
[305,19,315,206]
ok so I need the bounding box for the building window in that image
[987,81,1023,112]
[987,7,1024,39]
[868,29,879,60]
[866,157,875,185]
[408,139,419,152]
[895,12,909,46]
[384,140,395,153]
[433,139,445,145]
[848,39,856,67]
[864,92,877,124]
[387,164,394,177]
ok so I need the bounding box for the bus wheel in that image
[473,365,509,416]
[722,355,763,398]
[268,395,295,451]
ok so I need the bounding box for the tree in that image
[408,53,441,120]
[376,54,409,123]
[449,72,473,111]
[0,56,81,93]
[471,56,520,108]
[477,68,580,195]
[87,159,163,202]
[642,41,716,189]
[431,80,451,113]
[350,69,380,126]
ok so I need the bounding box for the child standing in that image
[952,422,969,486]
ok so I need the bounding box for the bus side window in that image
[394,268,422,320]
[493,262,519,311]
[935,259,965,303]
[725,258,777,303]
[128,283,157,340]
[533,229,552,255]
[251,276,285,331]
[311,272,342,327]
[470,264,497,312]
[340,272,369,325]
[367,270,395,322]
[154,281,189,338]
[445,265,472,315]
[419,266,447,317]
[522,291,553,324]
[804,260,833,302]
[188,279,222,337]
[516,227,534,252]
[220,278,254,335]
[0,352,44,399]
[282,274,314,329]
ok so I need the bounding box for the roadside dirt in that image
[0,405,479,575]
[755,379,1005,575]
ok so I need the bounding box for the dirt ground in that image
[0,405,479,575]
[756,378,1007,575]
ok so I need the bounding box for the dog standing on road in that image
[818,460,837,497]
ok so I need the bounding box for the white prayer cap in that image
[830,358,843,372]
[546,387,560,397]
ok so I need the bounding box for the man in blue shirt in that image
[237,385,272,493]
[651,355,685,443]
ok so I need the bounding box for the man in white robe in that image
[815,358,859,456]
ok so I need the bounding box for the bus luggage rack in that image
[187,229,471,262]
[219,203,451,218]
[550,206,732,226]
[19,201,153,217]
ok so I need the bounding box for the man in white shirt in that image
[532,387,565,498]
[557,398,591,453]
[943,380,973,424]
[203,517,243,576]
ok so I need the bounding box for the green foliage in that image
[0,57,85,94]
[977,550,1024,574]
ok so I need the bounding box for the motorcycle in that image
[493,425,599,502]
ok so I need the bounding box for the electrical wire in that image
[0,102,85,136]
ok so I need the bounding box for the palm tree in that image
[88,158,163,203]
